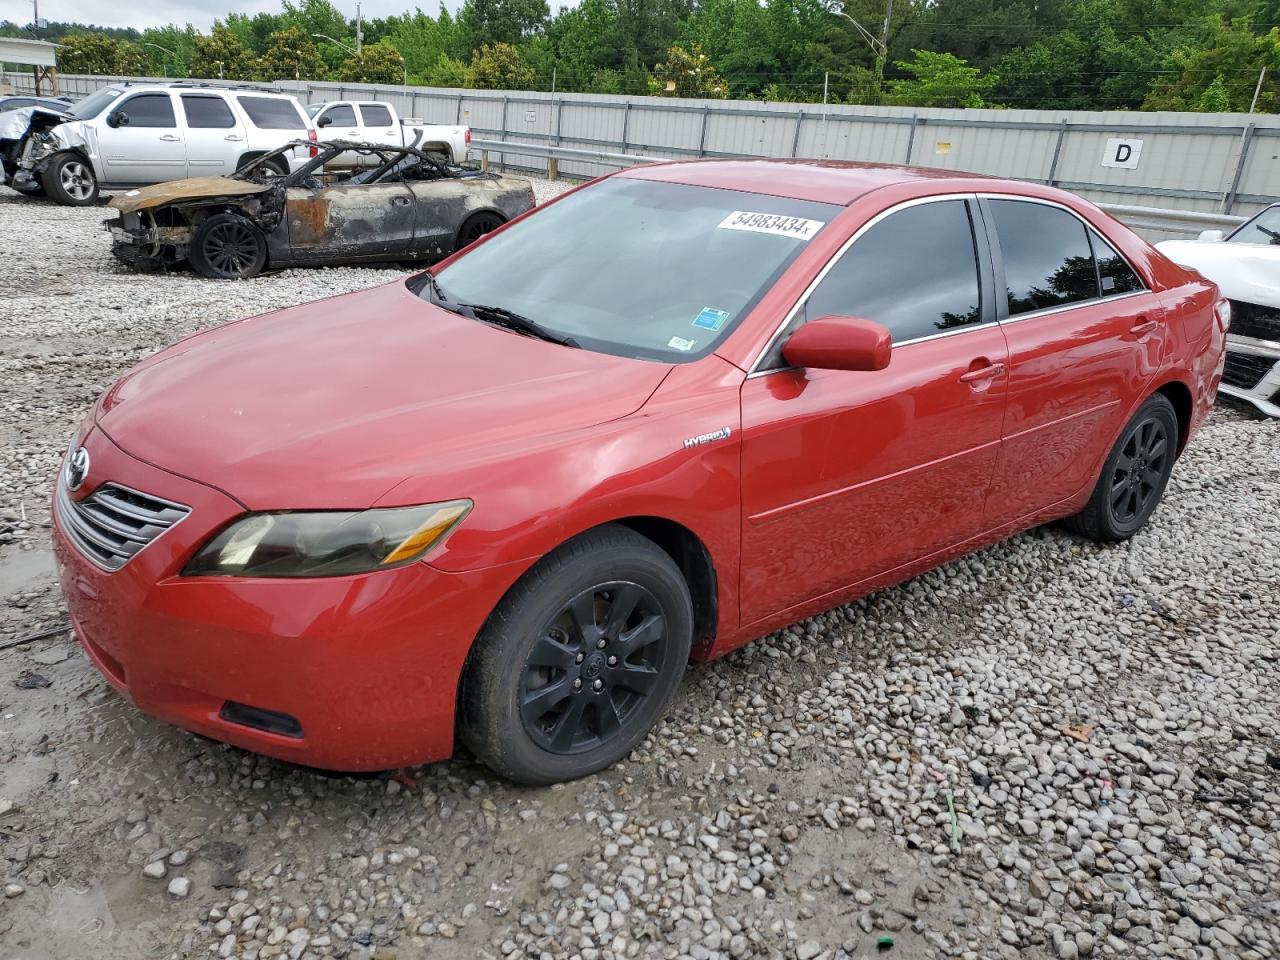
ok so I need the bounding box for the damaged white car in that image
[0,82,315,207]
[1157,204,1280,417]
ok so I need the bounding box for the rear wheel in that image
[41,153,98,206]
[1064,393,1177,541]
[460,525,692,784]
[456,211,505,249]
[190,213,268,280]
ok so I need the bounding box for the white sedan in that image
[1158,204,1280,417]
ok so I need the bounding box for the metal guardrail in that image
[473,138,1248,237]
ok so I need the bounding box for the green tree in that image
[468,40,535,88]
[426,52,471,87]
[190,24,258,80]
[886,49,999,107]
[258,27,328,80]
[56,32,144,75]
[337,41,407,83]
[1145,20,1280,112]
[379,9,463,83]
[652,42,729,97]
[139,25,200,78]
[458,0,550,55]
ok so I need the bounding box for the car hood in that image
[95,280,673,510]
[0,105,69,140]
[108,176,273,214]
[1156,239,1280,311]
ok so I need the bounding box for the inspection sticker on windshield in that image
[668,335,696,352]
[692,307,730,331]
[717,211,825,241]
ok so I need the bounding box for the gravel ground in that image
[1,180,1278,960]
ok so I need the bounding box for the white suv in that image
[3,81,317,205]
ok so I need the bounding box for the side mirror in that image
[106,110,128,128]
[782,316,892,372]
[1197,229,1224,242]
[316,115,332,128]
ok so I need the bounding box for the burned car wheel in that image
[190,213,269,280]
[456,211,506,249]
[41,153,98,206]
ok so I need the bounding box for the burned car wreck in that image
[105,141,536,279]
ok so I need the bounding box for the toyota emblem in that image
[66,447,90,492]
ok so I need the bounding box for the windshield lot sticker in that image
[718,211,825,241]
[668,336,696,352]
[692,307,730,331]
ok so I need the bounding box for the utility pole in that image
[1250,67,1266,114]
[355,2,363,55]
[875,0,894,104]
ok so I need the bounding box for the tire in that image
[41,153,98,206]
[460,524,693,784]
[189,213,268,280]
[1064,393,1178,542]
[456,210,505,250]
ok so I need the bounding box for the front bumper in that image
[52,427,522,771]
[1221,334,1280,417]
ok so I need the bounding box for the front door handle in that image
[960,361,1005,383]
[391,196,411,206]
[224,134,244,142]
[1130,317,1158,337]
[159,134,181,142]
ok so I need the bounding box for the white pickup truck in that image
[306,100,470,166]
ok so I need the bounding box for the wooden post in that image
[480,150,489,172]
[547,156,558,180]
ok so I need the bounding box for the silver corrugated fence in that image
[13,73,1280,234]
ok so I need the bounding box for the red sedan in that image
[52,160,1227,783]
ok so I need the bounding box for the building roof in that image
[620,158,994,206]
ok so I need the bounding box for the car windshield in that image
[427,177,837,362]
[1229,205,1280,245]
[67,87,123,120]
[306,103,325,117]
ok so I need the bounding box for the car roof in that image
[619,158,999,206]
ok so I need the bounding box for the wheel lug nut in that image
[592,679,604,691]
[573,678,582,690]
[607,656,617,666]
[575,653,584,664]
[596,638,607,649]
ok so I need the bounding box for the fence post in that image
[905,115,919,164]
[791,109,805,157]
[1047,118,1068,186]
[1223,123,1256,215]
[621,101,633,154]
[455,92,463,123]
[500,95,509,171]
[697,105,710,156]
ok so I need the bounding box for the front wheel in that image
[1064,393,1178,541]
[41,153,98,206]
[189,213,268,279]
[460,525,693,784]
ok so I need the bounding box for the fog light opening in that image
[219,701,304,739]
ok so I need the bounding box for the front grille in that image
[56,481,190,572]
[1222,352,1278,390]
[1229,300,1280,342]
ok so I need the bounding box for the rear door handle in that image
[159,135,181,142]
[1130,318,1158,337]
[960,361,1005,383]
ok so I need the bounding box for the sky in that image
[23,0,495,33]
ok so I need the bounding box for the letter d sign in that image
[1101,138,1143,169]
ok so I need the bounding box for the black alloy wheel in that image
[190,213,268,280]
[1064,393,1178,542]
[1109,416,1170,526]
[520,582,669,755]
[457,211,505,248]
[460,524,693,784]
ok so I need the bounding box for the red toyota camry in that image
[52,160,1227,783]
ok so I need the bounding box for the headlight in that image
[183,500,471,578]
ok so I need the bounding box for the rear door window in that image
[236,96,307,129]
[119,93,176,128]
[360,103,394,126]
[988,199,1097,315]
[1091,232,1144,295]
[803,199,984,343]
[181,95,236,129]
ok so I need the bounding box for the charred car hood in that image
[95,281,672,510]
[1157,239,1280,311]
[109,177,273,214]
